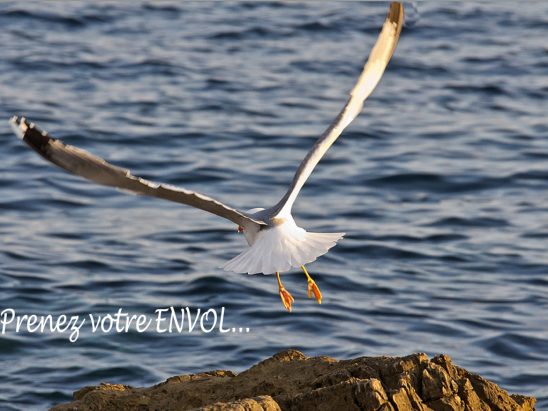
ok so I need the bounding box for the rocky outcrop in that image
[51,350,535,411]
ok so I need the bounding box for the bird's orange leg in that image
[301,265,322,304]
[276,272,294,312]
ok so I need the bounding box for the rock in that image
[50,350,535,411]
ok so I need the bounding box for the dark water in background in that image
[0,1,547,409]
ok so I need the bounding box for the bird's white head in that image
[236,207,265,245]
[237,207,265,233]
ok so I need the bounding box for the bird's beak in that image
[237,226,244,233]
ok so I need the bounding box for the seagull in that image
[10,3,403,311]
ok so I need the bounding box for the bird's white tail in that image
[222,223,344,274]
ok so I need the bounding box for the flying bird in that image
[10,3,403,311]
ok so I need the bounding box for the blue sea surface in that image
[1,1,547,409]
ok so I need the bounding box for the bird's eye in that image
[237,226,244,233]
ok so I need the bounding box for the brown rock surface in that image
[50,350,535,411]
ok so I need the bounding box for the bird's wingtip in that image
[9,115,28,139]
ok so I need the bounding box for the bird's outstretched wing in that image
[10,116,265,229]
[271,2,404,216]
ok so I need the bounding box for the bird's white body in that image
[223,208,344,274]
